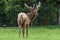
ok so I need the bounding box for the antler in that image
[24,3,33,9]
[36,2,41,9]
[33,4,35,9]
[24,2,41,9]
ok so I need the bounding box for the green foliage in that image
[0,0,58,26]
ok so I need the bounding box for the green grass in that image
[0,26,60,40]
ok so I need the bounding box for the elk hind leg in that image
[22,27,25,38]
[19,26,21,38]
[26,25,28,38]
[17,20,21,38]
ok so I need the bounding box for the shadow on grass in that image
[31,25,60,29]
[40,25,60,29]
[0,25,60,29]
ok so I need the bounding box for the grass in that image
[0,25,60,40]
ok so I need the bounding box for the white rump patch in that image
[18,12,27,20]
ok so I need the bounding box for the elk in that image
[17,2,41,38]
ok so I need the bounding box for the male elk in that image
[17,2,41,38]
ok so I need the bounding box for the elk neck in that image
[27,11,37,21]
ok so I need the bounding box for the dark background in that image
[0,0,60,27]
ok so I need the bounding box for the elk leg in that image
[26,25,28,38]
[22,27,25,38]
[17,20,21,38]
[19,26,21,38]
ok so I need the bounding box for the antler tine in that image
[36,2,41,8]
[24,3,33,9]
[33,4,35,9]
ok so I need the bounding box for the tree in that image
[0,0,58,27]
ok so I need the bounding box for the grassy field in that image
[0,25,60,40]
